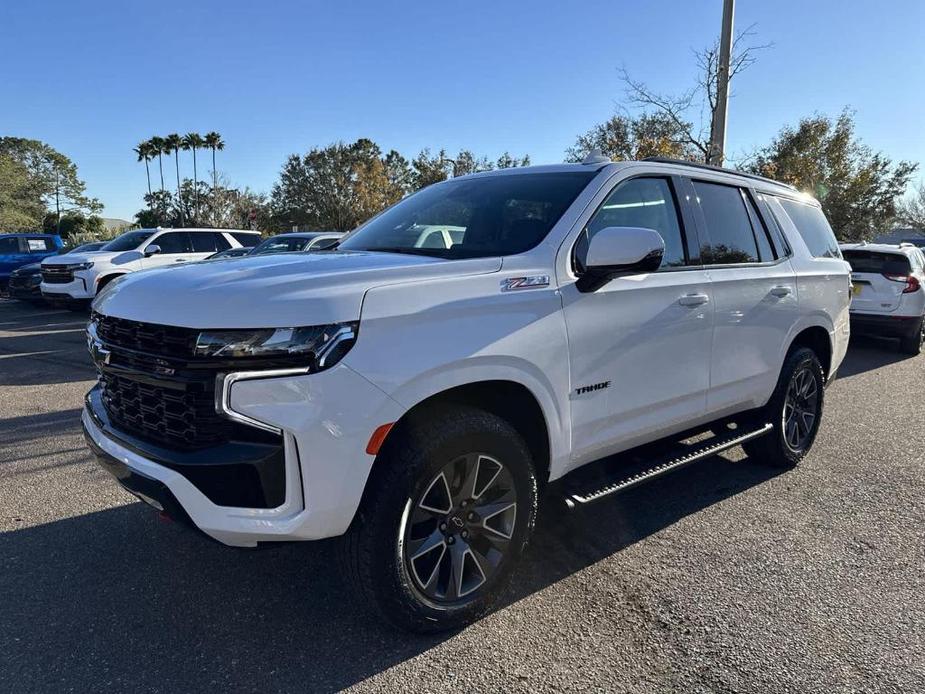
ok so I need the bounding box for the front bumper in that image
[8,278,42,300]
[82,363,404,547]
[40,273,94,300]
[849,312,921,339]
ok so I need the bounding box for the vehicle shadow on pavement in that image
[0,449,781,693]
[836,337,916,378]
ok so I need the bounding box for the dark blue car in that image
[0,233,64,291]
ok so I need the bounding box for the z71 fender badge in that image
[501,275,550,292]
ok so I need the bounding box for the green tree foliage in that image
[270,140,531,232]
[271,139,407,231]
[751,111,917,240]
[565,113,699,163]
[0,153,45,230]
[42,211,105,239]
[411,148,450,190]
[898,183,925,231]
[138,177,271,232]
[496,152,531,169]
[0,137,101,232]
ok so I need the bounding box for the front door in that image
[142,231,195,269]
[561,176,714,468]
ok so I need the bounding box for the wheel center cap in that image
[448,515,465,531]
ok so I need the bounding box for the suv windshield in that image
[338,171,596,258]
[251,237,310,255]
[101,230,155,252]
[843,250,911,275]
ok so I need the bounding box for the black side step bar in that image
[564,422,774,508]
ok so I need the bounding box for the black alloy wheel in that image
[402,453,517,604]
[782,365,820,453]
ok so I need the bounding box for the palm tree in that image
[149,136,166,193]
[181,132,204,222]
[204,131,225,224]
[133,141,153,197]
[164,133,185,226]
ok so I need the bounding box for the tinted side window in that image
[213,233,231,251]
[231,232,260,248]
[580,177,687,269]
[190,233,218,253]
[742,193,775,261]
[694,181,760,264]
[0,237,19,254]
[777,198,841,259]
[153,232,192,254]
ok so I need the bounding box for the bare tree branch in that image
[618,25,772,162]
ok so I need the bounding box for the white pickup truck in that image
[82,157,850,631]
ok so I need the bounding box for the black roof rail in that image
[641,157,797,191]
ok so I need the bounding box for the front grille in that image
[99,371,231,450]
[95,313,197,359]
[9,274,39,289]
[93,314,224,449]
[41,265,74,284]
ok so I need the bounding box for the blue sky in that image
[2,0,923,221]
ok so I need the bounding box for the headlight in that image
[69,262,94,271]
[194,322,358,370]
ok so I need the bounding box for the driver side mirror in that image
[576,226,665,293]
[143,244,161,257]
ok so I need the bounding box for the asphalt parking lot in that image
[1,298,923,694]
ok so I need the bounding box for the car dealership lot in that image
[0,298,922,693]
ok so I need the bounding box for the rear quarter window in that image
[777,198,841,259]
[231,232,260,248]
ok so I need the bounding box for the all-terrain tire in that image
[341,405,538,633]
[743,347,825,469]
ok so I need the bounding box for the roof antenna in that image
[581,148,611,165]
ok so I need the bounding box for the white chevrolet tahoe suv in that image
[41,227,260,307]
[82,158,850,631]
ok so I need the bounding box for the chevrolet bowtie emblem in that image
[90,338,111,366]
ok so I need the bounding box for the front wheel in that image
[341,406,538,633]
[743,347,825,469]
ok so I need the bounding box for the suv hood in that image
[93,251,502,328]
[43,251,133,267]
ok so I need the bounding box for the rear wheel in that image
[898,316,924,355]
[342,406,538,633]
[743,347,824,469]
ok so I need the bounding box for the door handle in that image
[678,293,709,307]
[174,259,188,263]
[770,286,792,297]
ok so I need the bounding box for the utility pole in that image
[707,0,735,166]
[55,166,61,235]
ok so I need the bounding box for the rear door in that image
[189,232,229,261]
[842,249,911,314]
[689,179,799,414]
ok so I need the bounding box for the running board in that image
[564,422,774,508]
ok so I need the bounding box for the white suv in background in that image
[840,242,925,354]
[82,157,850,632]
[40,227,261,307]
